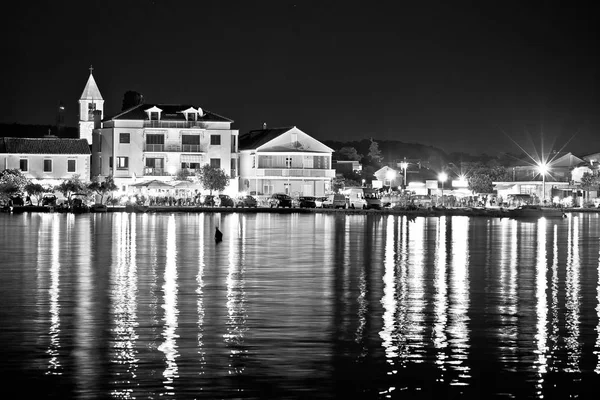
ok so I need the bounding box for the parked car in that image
[322,193,348,209]
[218,194,235,207]
[235,195,258,208]
[410,194,433,208]
[298,196,317,208]
[268,193,293,208]
[314,196,327,208]
[201,195,216,207]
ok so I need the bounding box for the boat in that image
[90,203,108,213]
[125,203,149,213]
[507,205,566,219]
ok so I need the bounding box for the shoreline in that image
[5,205,597,217]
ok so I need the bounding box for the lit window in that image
[117,157,129,169]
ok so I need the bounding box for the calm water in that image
[1,211,600,399]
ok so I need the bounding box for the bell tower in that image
[78,65,104,145]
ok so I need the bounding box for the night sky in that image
[1,0,597,156]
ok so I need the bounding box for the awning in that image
[181,154,203,163]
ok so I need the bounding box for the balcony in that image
[144,167,169,176]
[144,120,209,129]
[255,168,335,178]
[144,144,205,153]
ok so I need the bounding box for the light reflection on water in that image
[1,212,600,399]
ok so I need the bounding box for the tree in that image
[88,175,118,205]
[24,182,49,205]
[0,169,28,202]
[55,175,87,206]
[337,146,362,161]
[174,168,192,181]
[465,162,510,194]
[580,172,599,202]
[196,165,229,194]
[367,138,383,166]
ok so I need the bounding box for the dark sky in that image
[1,0,598,156]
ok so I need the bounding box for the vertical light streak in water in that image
[596,227,600,374]
[534,218,548,397]
[407,217,426,361]
[46,215,62,375]
[225,214,248,376]
[197,214,206,376]
[549,225,559,372]
[448,216,470,386]
[73,216,97,399]
[159,215,179,394]
[433,216,448,379]
[380,215,399,377]
[565,216,581,372]
[393,216,410,366]
[110,213,139,399]
[498,219,518,368]
[355,220,369,357]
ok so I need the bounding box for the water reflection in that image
[448,217,470,387]
[159,215,179,394]
[3,212,600,399]
[110,213,139,399]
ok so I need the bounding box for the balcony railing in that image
[144,120,209,129]
[144,167,168,176]
[255,168,335,178]
[144,144,205,152]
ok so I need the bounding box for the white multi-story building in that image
[91,103,239,192]
[238,126,335,196]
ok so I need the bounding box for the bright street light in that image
[400,161,408,189]
[385,169,396,187]
[438,172,448,206]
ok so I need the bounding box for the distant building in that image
[333,160,362,174]
[0,136,91,185]
[238,126,335,196]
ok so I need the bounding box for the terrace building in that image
[0,136,91,186]
[238,126,335,196]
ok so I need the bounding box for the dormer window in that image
[150,112,159,121]
[145,106,163,121]
[187,112,196,121]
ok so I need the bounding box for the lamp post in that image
[385,169,396,189]
[438,172,447,207]
[538,162,547,204]
[400,160,408,189]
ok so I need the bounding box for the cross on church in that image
[89,65,93,74]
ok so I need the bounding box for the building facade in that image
[91,103,239,192]
[238,126,335,196]
[0,137,91,186]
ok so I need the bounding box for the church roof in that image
[239,127,295,150]
[0,137,91,155]
[80,72,103,100]
[106,103,233,123]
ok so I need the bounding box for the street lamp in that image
[538,162,548,204]
[400,160,408,189]
[385,169,396,189]
[438,172,448,207]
